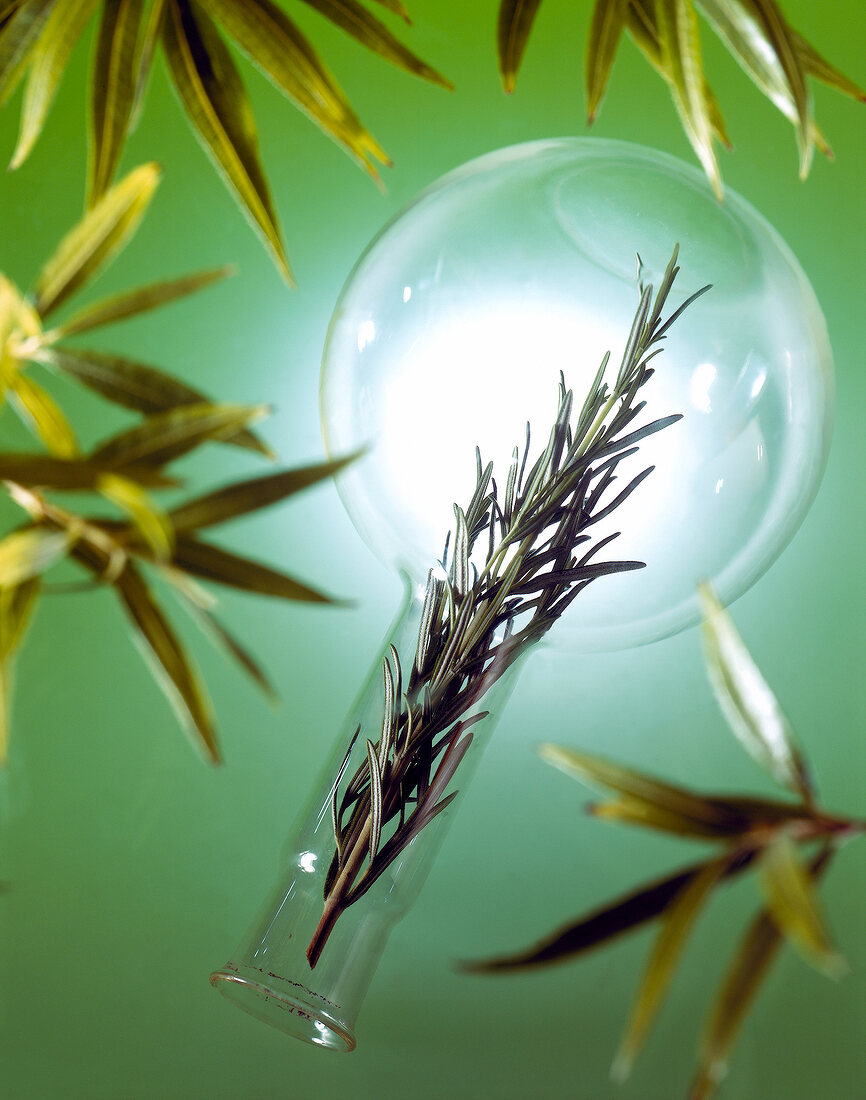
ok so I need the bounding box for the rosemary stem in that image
[307,819,372,968]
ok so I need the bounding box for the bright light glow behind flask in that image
[322,139,833,648]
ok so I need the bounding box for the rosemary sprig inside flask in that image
[307,247,709,967]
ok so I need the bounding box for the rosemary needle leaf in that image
[129,0,166,131]
[612,855,730,1082]
[298,0,452,89]
[166,452,360,533]
[497,0,544,93]
[366,738,383,860]
[8,0,96,169]
[8,372,78,456]
[162,0,292,284]
[759,832,847,978]
[88,0,143,204]
[585,0,627,123]
[0,525,71,587]
[794,28,865,100]
[0,452,177,490]
[34,162,160,319]
[44,265,234,340]
[39,345,270,457]
[171,536,337,603]
[114,560,220,763]
[89,401,268,468]
[699,581,814,804]
[588,796,743,840]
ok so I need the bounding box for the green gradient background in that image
[1,3,863,1097]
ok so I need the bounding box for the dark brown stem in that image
[306,820,371,968]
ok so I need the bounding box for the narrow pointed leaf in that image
[539,742,752,833]
[34,162,160,318]
[690,850,831,1100]
[199,0,388,174]
[9,0,97,169]
[0,525,70,586]
[167,452,358,533]
[759,832,845,977]
[129,0,166,128]
[368,0,409,19]
[0,0,57,109]
[113,560,219,762]
[175,594,277,703]
[89,401,268,468]
[793,29,865,101]
[297,0,451,89]
[461,852,756,973]
[162,0,292,283]
[497,0,543,93]
[366,738,382,861]
[172,536,336,603]
[88,0,145,202]
[656,0,721,198]
[43,265,233,338]
[98,472,174,560]
[588,795,746,839]
[699,582,813,803]
[39,344,270,455]
[586,0,626,122]
[0,453,176,490]
[614,855,729,1081]
[9,372,78,455]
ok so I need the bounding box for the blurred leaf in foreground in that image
[0,162,356,763]
[464,584,863,1099]
[496,0,864,194]
[0,0,451,281]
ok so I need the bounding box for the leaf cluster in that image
[498,0,865,197]
[0,0,450,281]
[0,162,353,765]
[464,583,863,1100]
[305,248,708,968]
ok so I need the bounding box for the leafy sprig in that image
[497,0,865,197]
[0,0,451,282]
[0,161,354,764]
[464,583,863,1100]
[306,247,708,967]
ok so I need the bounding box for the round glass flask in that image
[211,138,833,1048]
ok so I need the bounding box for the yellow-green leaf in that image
[199,0,388,176]
[162,0,292,284]
[0,0,57,108]
[538,742,751,834]
[34,161,160,318]
[172,535,336,603]
[690,849,831,1099]
[88,0,145,202]
[9,0,97,169]
[129,0,166,129]
[699,582,813,803]
[298,0,451,89]
[588,795,742,839]
[0,452,177,490]
[8,371,78,455]
[89,401,268,468]
[0,576,41,764]
[43,265,233,339]
[38,343,270,456]
[0,525,70,586]
[759,832,846,977]
[613,855,729,1082]
[497,0,543,93]
[168,452,359,533]
[656,0,722,198]
[99,472,174,561]
[586,0,626,122]
[113,560,219,763]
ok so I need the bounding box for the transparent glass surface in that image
[322,139,833,649]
